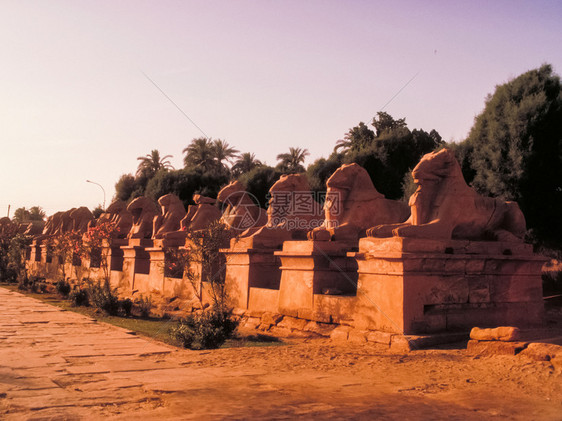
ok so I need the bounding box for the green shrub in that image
[135,295,152,319]
[170,308,239,350]
[56,279,71,297]
[89,282,120,315]
[119,298,133,317]
[69,288,89,307]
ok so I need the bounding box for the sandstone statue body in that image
[308,163,410,242]
[239,174,322,247]
[180,195,221,233]
[217,180,267,232]
[367,148,526,241]
[105,200,133,238]
[127,197,158,239]
[70,207,94,234]
[153,194,186,239]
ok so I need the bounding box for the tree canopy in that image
[457,64,562,247]
[276,147,309,173]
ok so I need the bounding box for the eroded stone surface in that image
[308,163,409,243]
[368,148,527,241]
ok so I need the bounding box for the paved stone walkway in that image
[1,287,561,420]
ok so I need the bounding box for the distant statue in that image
[23,220,45,237]
[238,174,322,248]
[182,195,222,232]
[54,208,75,235]
[367,148,526,241]
[308,163,410,243]
[153,194,186,239]
[217,180,267,232]
[34,212,63,241]
[88,200,132,239]
[127,197,158,239]
[70,207,94,234]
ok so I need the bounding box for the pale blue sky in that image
[1,0,561,215]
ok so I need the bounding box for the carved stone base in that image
[275,241,358,322]
[351,237,546,334]
[222,246,281,311]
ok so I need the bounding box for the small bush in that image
[170,308,239,350]
[89,282,120,315]
[56,279,71,297]
[135,295,152,319]
[119,298,133,317]
[70,288,89,307]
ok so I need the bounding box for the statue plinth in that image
[221,244,282,311]
[351,237,545,335]
[274,240,358,322]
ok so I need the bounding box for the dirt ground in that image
[1,287,562,420]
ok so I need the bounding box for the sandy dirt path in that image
[1,287,561,420]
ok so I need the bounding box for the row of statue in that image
[21,149,526,250]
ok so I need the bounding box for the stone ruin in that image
[23,149,545,341]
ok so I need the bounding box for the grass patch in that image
[0,284,286,349]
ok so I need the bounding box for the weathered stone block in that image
[277,316,308,331]
[470,326,521,341]
[518,342,562,361]
[330,326,350,342]
[348,330,367,344]
[366,330,392,345]
[467,340,528,356]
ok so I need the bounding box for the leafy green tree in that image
[307,153,344,194]
[136,149,174,178]
[334,122,375,153]
[13,207,30,223]
[145,168,229,209]
[231,152,263,177]
[276,147,309,173]
[460,64,562,247]
[114,173,139,202]
[341,113,443,199]
[238,165,282,208]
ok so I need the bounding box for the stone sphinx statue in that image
[104,200,133,238]
[237,173,323,248]
[308,163,410,243]
[153,193,186,239]
[54,208,75,235]
[367,148,526,242]
[70,207,94,234]
[180,194,222,232]
[127,197,158,239]
[23,220,45,237]
[217,180,267,232]
[86,200,133,239]
[33,211,63,241]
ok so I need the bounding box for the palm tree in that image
[276,147,310,173]
[28,206,46,221]
[212,139,239,168]
[333,122,375,154]
[183,137,215,171]
[136,150,174,178]
[231,152,263,177]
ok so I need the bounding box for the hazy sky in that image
[1,0,561,216]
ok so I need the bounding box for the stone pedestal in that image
[275,241,358,322]
[121,238,153,293]
[351,237,546,335]
[30,241,42,263]
[222,243,281,311]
